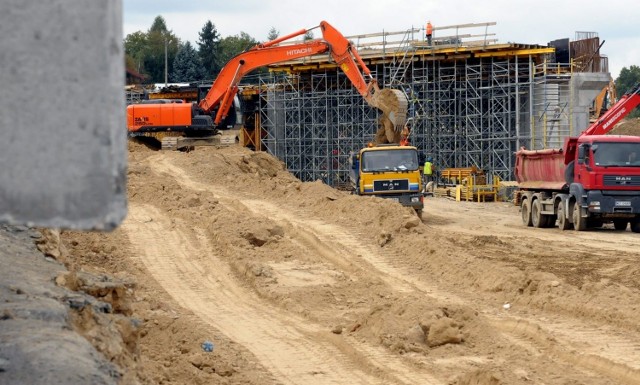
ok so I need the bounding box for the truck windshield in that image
[361,149,419,172]
[593,142,640,167]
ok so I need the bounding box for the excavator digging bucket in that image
[369,88,408,144]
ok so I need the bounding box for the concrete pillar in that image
[570,72,611,136]
[0,1,126,230]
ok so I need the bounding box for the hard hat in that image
[427,157,433,162]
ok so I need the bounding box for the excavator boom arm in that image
[198,20,405,133]
[198,39,331,124]
[318,21,375,101]
[199,20,380,124]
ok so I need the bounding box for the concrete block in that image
[571,72,611,135]
[0,1,126,230]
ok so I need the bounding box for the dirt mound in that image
[51,143,640,384]
[609,117,640,135]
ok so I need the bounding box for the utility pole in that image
[164,38,168,86]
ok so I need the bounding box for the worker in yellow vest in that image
[423,157,433,183]
[423,156,434,195]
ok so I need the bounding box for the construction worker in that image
[426,21,433,46]
[423,156,434,184]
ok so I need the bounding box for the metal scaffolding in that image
[258,71,378,187]
[254,56,540,185]
[401,56,534,182]
[247,24,601,186]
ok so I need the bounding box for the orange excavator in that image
[126,21,408,149]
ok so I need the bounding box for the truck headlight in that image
[411,197,420,203]
[589,201,600,210]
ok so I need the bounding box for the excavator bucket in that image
[369,88,408,144]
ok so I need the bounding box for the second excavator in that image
[126,20,408,149]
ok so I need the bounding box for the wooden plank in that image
[474,47,555,57]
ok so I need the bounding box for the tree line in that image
[125,16,306,84]
[615,65,640,119]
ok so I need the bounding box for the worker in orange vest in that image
[426,21,433,45]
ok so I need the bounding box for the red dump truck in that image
[516,83,640,232]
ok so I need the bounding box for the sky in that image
[123,0,639,81]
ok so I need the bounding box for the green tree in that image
[197,20,221,80]
[144,16,180,83]
[615,65,640,118]
[172,41,206,82]
[123,16,180,83]
[125,54,138,74]
[267,27,279,41]
[124,31,148,74]
[217,32,259,70]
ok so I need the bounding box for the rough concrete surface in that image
[0,1,126,230]
[0,226,120,385]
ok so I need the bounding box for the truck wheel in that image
[613,220,628,231]
[531,199,544,228]
[415,209,423,220]
[630,219,640,233]
[557,203,573,230]
[521,199,533,227]
[572,202,587,231]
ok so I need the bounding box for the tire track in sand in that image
[238,196,640,384]
[146,155,640,384]
[125,203,433,385]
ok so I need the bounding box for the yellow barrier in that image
[439,167,500,202]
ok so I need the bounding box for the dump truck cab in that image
[516,83,640,232]
[350,144,424,217]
